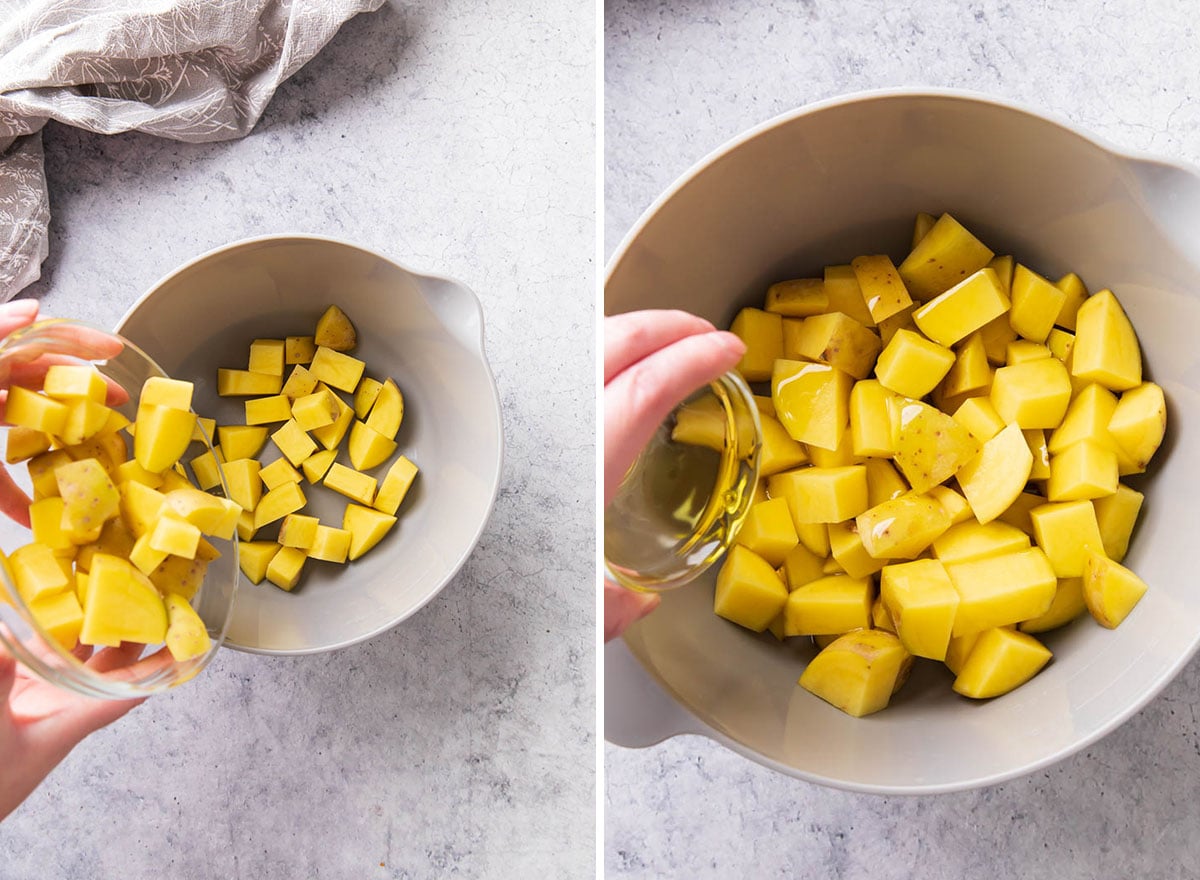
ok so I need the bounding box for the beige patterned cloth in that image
[0,0,384,298]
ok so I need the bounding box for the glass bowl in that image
[605,370,761,591]
[0,318,238,699]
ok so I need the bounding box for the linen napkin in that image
[0,0,385,299]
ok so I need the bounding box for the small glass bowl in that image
[0,319,239,699]
[605,370,761,591]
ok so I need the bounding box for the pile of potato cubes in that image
[3,369,228,661]
[698,212,1166,717]
[208,306,418,592]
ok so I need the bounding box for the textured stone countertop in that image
[1,2,594,877]
[606,2,1200,877]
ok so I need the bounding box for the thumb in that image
[0,647,15,705]
[604,581,661,642]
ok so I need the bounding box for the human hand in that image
[0,299,143,821]
[603,310,746,641]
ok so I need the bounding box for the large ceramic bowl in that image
[605,89,1200,793]
[118,235,503,653]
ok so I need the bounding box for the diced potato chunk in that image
[765,278,828,317]
[766,466,867,525]
[244,394,293,425]
[851,254,913,324]
[348,420,398,471]
[1046,439,1118,502]
[291,387,340,432]
[314,306,358,352]
[1029,500,1105,578]
[6,386,69,435]
[266,546,307,592]
[354,377,385,419]
[1082,550,1147,628]
[271,419,318,467]
[238,541,280,584]
[1107,382,1165,473]
[28,588,84,650]
[248,339,285,377]
[823,265,876,326]
[217,369,282,397]
[880,558,959,660]
[989,358,1071,429]
[1009,264,1066,343]
[826,522,885,579]
[6,426,52,463]
[1070,289,1141,392]
[217,425,269,461]
[911,267,1009,346]
[164,592,211,661]
[771,360,853,450]
[80,554,167,647]
[308,525,352,563]
[10,542,71,602]
[44,364,108,403]
[734,498,798,567]
[134,404,195,473]
[301,448,338,484]
[285,336,317,364]
[342,504,397,561]
[952,628,1052,698]
[956,423,1033,524]
[891,399,979,494]
[856,493,950,560]
[280,364,319,400]
[324,463,377,506]
[1093,484,1143,563]
[874,329,954,399]
[783,574,872,636]
[278,514,319,550]
[1019,577,1086,633]
[897,213,994,300]
[944,548,1057,636]
[932,520,1030,565]
[789,312,881,380]
[799,630,913,717]
[253,482,307,530]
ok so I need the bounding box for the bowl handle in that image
[1127,155,1200,264]
[422,275,488,356]
[604,638,707,748]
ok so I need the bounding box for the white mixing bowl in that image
[605,89,1200,793]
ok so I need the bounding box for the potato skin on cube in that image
[799,630,913,717]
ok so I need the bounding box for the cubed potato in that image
[1024,429,1051,481]
[877,304,917,350]
[9,542,71,602]
[238,541,280,585]
[1046,439,1118,502]
[148,552,210,601]
[799,630,913,717]
[27,449,69,499]
[956,423,1033,524]
[60,399,112,446]
[342,504,397,561]
[235,509,257,542]
[1046,328,1075,362]
[244,394,293,426]
[863,458,907,508]
[55,457,119,536]
[978,312,1018,364]
[771,360,853,450]
[222,458,262,514]
[6,426,53,463]
[129,531,168,575]
[851,254,913,324]
[217,369,282,397]
[988,254,1014,293]
[911,267,1009,346]
[258,456,302,491]
[308,525,352,563]
[766,466,867,525]
[891,399,979,494]
[944,630,982,676]
[734,498,798,567]
[1009,264,1066,343]
[856,493,951,560]
[944,547,1057,636]
[161,487,235,536]
[1004,340,1051,364]
[1093,484,1143,562]
[314,305,358,352]
[849,379,897,458]
[765,278,829,317]
[713,544,788,631]
[880,558,959,660]
[1054,272,1089,331]
[1082,550,1147,628]
[43,364,108,403]
[188,448,224,491]
[874,328,955,398]
[781,542,825,591]
[134,403,195,473]
[990,357,1072,429]
[285,336,317,365]
[912,212,937,248]
[79,554,168,647]
[1070,289,1141,391]
[353,377,385,419]
[670,395,723,452]
[348,420,398,471]
[271,419,318,467]
[1019,577,1086,633]
[280,364,319,401]
[307,347,366,394]
[291,387,340,432]
[266,546,307,592]
[28,588,85,651]
[941,332,992,398]
[148,514,201,560]
[898,213,995,300]
[247,339,285,377]
[1048,383,1118,454]
[29,497,73,553]
[1107,382,1166,473]
[118,480,166,538]
[163,592,211,661]
[217,425,269,461]
[823,264,876,327]
[951,396,1006,442]
[783,574,873,636]
[789,312,882,380]
[253,481,307,530]
[871,595,897,633]
[301,448,338,485]
[1029,500,1105,578]
[952,628,1052,699]
[6,386,69,435]
[826,521,886,579]
[928,485,972,525]
[310,391,355,451]
[324,463,377,506]
[363,378,404,440]
[758,414,810,476]
[806,427,858,469]
[996,490,1046,535]
[728,307,783,382]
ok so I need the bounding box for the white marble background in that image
[1,2,595,878]
[606,1,1200,877]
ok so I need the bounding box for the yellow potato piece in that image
[783,574,872,637]
[253,482,307,530]
[781,542,824,591]
[789,312,882,380]
[1046,439,1118,502]
[856,492,951,560]
[942,331,992,398]
[188,448,224,491]
[324,463,377,506]
[849,379,897,458]
[1019,577,1086,634]
[990,358,1072,429]
[988,254,1014,293]
[881,558,959,660]
[44,364,109,403]
[765,278,828,317]
[6,426,53,463]
[851,254,913,325]
[928,484,972,525]
[1004,340,1051,364]
[863,458,907,508]
[799,629,913,717]
[308,524,352,563]
[874,329,955,399]
[1009,264,1066,344]
[364,378,404,440]
[1054,272,1089,331]
[766,466,867,525]
[285,336,317,365]
[1031,500,1105,578]
[354,377,385,419]
[217,369,282,397]
[266,546,307,592]
[956,423,1033,524]
[822,264,877,326]
[342,504,397,561]
[952,627,1051,699]
[248,339,286,377]
[758,413,810,476]
[148,514,201,560]
[79,554,167,647]
[911,267,1009,347]
[348,420,398,471]
[29,497,72,553]
[826,521,885,580]
[10,542,71,602]
[932,520,1030,565]
[314,305,358,352]
[280,364,319,400]
[291,387,340,432]
[6,386,69,435]
[1107,382,1165,472]
[134,404,195,473]
[733,498,798,567]
[944,547,1056,636]
[164,592,211,661]
[891,399,979,494]
[217,425,269,461]
[222,458,262,514]
[244,393,293,426]
[1048,383,1118,455]
[713,544,788,631]
[238,541,280,585]
[271,419,318,467]
[1093,484,1143,563]
[771,360,853,451]
[258,456,302,491]
[1082,550,1148,628]
[28,588,84,651]
[310,391,355,451]
[129,531,168,575]
[1046,327,1075,361]
[60,398,111,446]
[898,213,995,300]
[911,212,937,249]
[278,514,319,550]
[301,448,338,484]
[1070,289,1141,392]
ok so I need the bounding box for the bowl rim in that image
[603,87,1200,793]
[115,232,505,655]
